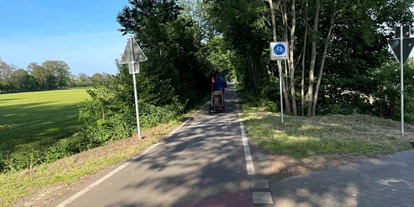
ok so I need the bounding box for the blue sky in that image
[0,0,130,76]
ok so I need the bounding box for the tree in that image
[28,62,47,90]
[92,73,104,83]
[306,0,321,117]
[101,72,112,81]
[0,59,10,92]
[41,60,71,89]
[11,69,29,91]
[204,36,233,77]
[0,58,13,80]
[205,0,414,118]
[27,60,71,90]
[78,73,92,87]
[207,0,270,94]
[117,0,212,109]
[0,59,18,92]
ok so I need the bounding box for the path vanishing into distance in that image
[49,83,273,207]
[46,82,414,207]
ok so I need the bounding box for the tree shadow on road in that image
[99,87,254,207]
[269,150,414,207]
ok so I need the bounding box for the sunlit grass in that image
[0,92,208,207]
[242,104,413,158]
[0,132,164,206]
[0,88,90,154]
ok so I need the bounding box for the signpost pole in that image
[388,25,414,137]
[400,26,404,137]
[269,0,283,124]
[120,36,147,141]
[277,60,283,123]
[130,37,141,140]
[270,42,288,124]
[132,71,141,140]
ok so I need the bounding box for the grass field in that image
[0,95,206,207]
[242,104,414,158]
[1,90,413,206]
[0,88,90,158]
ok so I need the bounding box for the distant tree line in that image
[0,58,112,93]
[69,72,113,88]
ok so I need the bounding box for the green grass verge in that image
[0,92,208,207]
[0,88,90,156]
[0,134,162,207]
[242,104,413,158]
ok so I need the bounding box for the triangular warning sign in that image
[388,37,414,64]
[120,37,147,64]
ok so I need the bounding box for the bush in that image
[0,59,209,173]
[139,102,182,129]
[1,148,44,172]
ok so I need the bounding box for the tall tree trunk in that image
[306,0,320,116]
[283,60,292,115]
[269,0,277,42]
[101,105,105,120]
[268,0,286,115]
[284,60,289,91]
[301,2,309,116]
[282,0,292,115]
[249,54,258,93]
[312,0,337,116]
[289,0,297,116]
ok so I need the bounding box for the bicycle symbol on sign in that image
[274,44,285,55]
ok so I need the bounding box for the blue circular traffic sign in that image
[274,44,285,55]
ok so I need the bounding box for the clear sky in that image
[0,0,130,76]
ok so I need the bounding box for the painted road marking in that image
[251,179,270,189]
[252,192,274,204]
[55,119,190,207]
[189,121,232,127]
[237,106,255,176]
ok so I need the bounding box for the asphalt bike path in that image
[270,149,414,207]
[50,83,270,207]
[50,83,414,207]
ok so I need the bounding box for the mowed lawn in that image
[0,88,90,156]
[242,105,414,158]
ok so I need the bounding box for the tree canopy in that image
[3,0,414,173]
[206,0,414,119]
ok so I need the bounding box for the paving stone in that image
[252,192,273,204]
[270,150,414,207]
[251,179,270,189]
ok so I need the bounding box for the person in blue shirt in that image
[213,73,227,92]
[210,73,227,112]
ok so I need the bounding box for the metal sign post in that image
[388,24,414,137]
[131,67,141,139]
[130,40,141,140]
[121,36,148,140]
[270,42,289,124]
[277,60,283,123]
[400,26,404,137]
